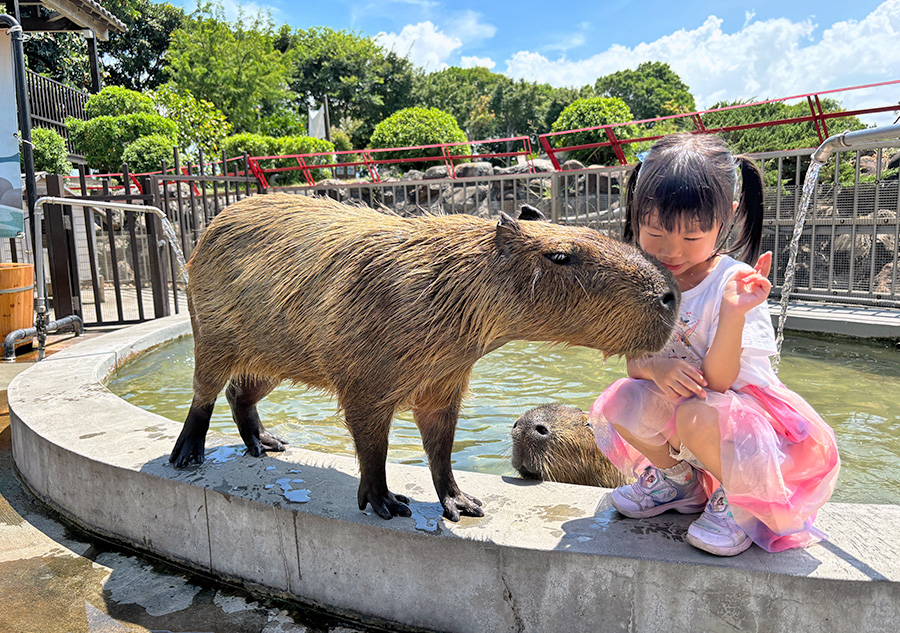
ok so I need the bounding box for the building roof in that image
[19,0,126,41]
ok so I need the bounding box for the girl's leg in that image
[610,423,678,469]
[674,399,723,482]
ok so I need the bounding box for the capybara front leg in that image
[414,401,484,522]
[170,399,215,467]
[344,401,411,520]
[225,375,285,457]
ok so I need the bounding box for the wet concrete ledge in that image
[8,314,900,633]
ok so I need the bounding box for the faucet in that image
[810,123,900,164]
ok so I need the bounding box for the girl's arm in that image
[702,252,772,392]
[627,355,707,399]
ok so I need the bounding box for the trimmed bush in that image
[369,107,469,170]
[550,97,635,166]
[84,86,155,119]
[274,135,335,184]
[121,134,178,174]
[223,132,279,160]
[67,113,177,172]
[28,127,71,175]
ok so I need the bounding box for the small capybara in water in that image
[511,404,630,488]
[169,193,678,521]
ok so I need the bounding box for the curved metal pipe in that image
[811,123,900,164]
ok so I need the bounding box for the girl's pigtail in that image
[734,156,765,263]
[622,162,642,245]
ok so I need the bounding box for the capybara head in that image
[490,212,679,357]
[511,404,630,488]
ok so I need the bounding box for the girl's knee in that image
[675,400,719,442]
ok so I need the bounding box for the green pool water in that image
[108,334,900,505]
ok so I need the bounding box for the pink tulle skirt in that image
[590,378,841,552]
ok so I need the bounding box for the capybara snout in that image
[170,194,676,521]
[511,404,629,488]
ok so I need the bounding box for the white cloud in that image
[503,0,900,124]
[376,21,462,71]
[375,11,495,71]
[461,56,496,70]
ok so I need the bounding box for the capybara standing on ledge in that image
[511,404,630,488]
[169,193,679,521]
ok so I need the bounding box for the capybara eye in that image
[544,252,572,266]
[535,425,549,435]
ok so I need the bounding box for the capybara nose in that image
[661,291,677,312]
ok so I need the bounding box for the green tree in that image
[287,27,415,147]
[164,2,293,132]
[151,86,232,157]
[550,97,635,166]
[491,78,552,140]
[100,0,186,91]
[412,67,507,139]
[24,32,90,90]
[595,61,696,122]
[84,85,154,119]
[369,107,468,170]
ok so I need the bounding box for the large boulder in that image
[455,161,494,179]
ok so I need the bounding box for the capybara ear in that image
[518,204,547,222]
[496,212,522,257]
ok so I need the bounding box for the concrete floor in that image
[0,333,383,633]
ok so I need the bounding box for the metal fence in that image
[281,144,900,308]
[26,69,88,160]
[3,143,898,330]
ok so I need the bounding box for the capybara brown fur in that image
[169,193,678,521]
[511,404,631,488]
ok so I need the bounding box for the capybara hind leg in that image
[344,401,411,520]
[170,399,216,467]
[414,395,484,521]
[225,375,284,457]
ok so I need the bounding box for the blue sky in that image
[173,0,900,123]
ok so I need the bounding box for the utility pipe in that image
[810,123,900,164]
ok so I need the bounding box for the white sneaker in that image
[610,465,708,519]
[686,487,752,556]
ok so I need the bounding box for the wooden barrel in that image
[0,263,35,349]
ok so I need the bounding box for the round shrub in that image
[223,132,280,160]
[369,107,469,170]
[256,111,308,138]
[28,127,71,175]
[84,86,155,119]
[550,97,635,166]
[274,135,335,184]
[66,113,177,172]
[121,134,178,174]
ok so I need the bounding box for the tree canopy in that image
[164,2,293,132]
[595,61,696,122]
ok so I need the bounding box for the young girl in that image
[591,134,840,556]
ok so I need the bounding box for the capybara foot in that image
[259,431,288,452]
[169,437,205,468]
[358,487,412,520]
[441,491,484,522]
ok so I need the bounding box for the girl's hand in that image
[721,251,773,316]
[640,356,707,400]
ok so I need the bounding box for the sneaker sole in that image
[686,532,753,556]
[610,494,708,519]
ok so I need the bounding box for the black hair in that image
[623,134,764,264]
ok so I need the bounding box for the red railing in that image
[538,79,900,169]
[247,136,536,188]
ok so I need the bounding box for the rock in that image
[887,151,899,171]
[424,166,451,180]
[455,162,494,178]
[560,159,585,171]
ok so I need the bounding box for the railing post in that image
[44,174,78,319]
[550,172,561,223]
[144,176,170,318]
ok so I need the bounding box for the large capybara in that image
[169,193,678,521]
[511,404,630,488]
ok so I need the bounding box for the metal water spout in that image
[810,123,900,164]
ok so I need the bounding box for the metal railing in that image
[26,69,88,160]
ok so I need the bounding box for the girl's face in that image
[638,211,720,289]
